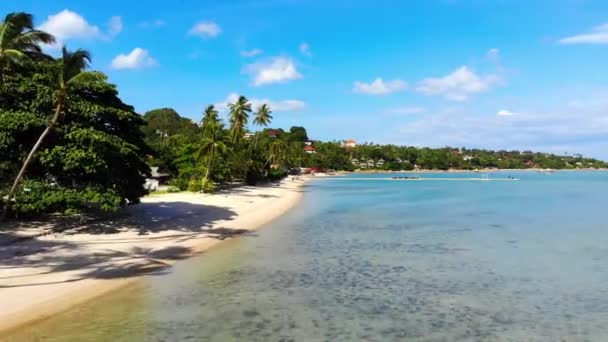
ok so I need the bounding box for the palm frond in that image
[2,48,27,64]
[3,12,34,30]
[13,30,56,49]
[58,46,93,87]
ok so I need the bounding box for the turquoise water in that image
[8,171,608,341]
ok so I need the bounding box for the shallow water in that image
[7,171,608,341]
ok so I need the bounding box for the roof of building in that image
[150,166,170,178]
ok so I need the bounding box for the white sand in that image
[0,177,310,333]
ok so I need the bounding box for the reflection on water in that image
[7,172,608,341]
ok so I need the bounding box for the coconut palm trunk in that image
[204,147,214,185]
[2,94,63,220]
[1,46,97,221]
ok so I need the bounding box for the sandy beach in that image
[0,177,310,335]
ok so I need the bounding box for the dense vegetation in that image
[1,11,606,221]
[0,12,149,219]
[143,105,313,192]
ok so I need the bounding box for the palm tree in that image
[197,120,228,188]
[2,46,103,220]
[228,95,251,144]
[0,12,55,82]
[253,104,272,129]
[252,104,272,148]
[267,139,288,169]
[201,104,219,140]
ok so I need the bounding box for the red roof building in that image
[304,146,316,153]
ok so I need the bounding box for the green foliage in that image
[228,95,251,143]
[187,178,203,192]
[201,179,216,193]
[1,56,149,218]
[11,180,122,218]
[288,126,309,142]
[141,108,200,152]
[268,168,287,181]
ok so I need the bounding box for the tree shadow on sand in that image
[0,201,258,288]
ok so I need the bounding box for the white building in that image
[343,139,357,148]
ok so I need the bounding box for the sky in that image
[2,0,608,159]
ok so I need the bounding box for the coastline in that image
[0,176,312,335]
[346,167,608,174]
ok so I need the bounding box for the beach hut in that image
[145,167,170,191]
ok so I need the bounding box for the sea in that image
[7,171,608,341]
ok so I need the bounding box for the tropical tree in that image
[252,103,272,148]
[267,139,288,169]
[197,120,228,191]
[0,12,55,83]
[253,104,272,129]
[201,104,219,140]
[2,46,103,220]
[228,95,251,143]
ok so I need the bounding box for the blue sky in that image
[3,0,608,159]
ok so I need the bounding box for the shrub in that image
[187,178,203,192]
[268,169,287,182]
[9,180,122,218]
[201,179,216,193]
[170,177,189,191]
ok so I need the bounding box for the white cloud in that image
[559,23,608,44]
[38,9,101,46]
[216,93,306,112]
[140,19,166,28]
[497,109,516,117]
[393,105,608,159]
[38,10,124,48]
[188,21,221,38]
[416,66,499,101]
[385,107,425,116]
[299,42,311,56]
[244,56,302,86]
[353,78,408,95]
[486,48,500,61]
[241,48,263,58]
[111,48,157,70]
[108,16,122,38]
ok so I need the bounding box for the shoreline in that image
[0,176,313,335]
[346,168,608,174]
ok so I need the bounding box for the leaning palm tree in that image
[252,104,272,148]
[0,12,55,82]
[2,46,103,220]
[197,120,228,189]
[227,95,251,144]
[201,104,219,140]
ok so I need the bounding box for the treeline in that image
[347,145,607,171]
[142,107,313,191]
[143,108,607,190]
